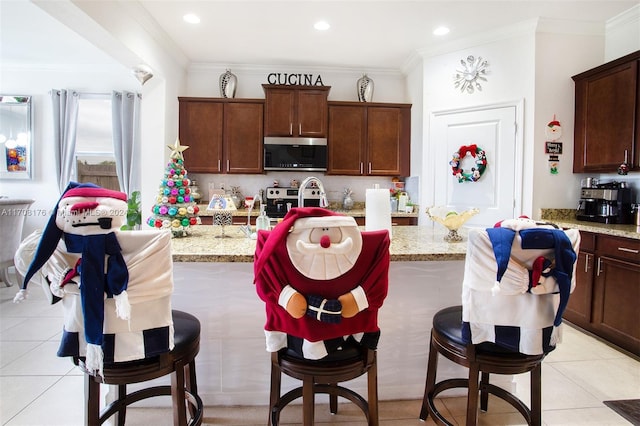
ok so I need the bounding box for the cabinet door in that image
[264,88,295,137]
[179,100,223,173]
[565,231,596,327]
[367,106,411,176]
[224,102,264,174]
[297,89,328,137]
[592,255,640,355]
[564,249,594,327]
[327,104,366,175]
[573,58,638,172]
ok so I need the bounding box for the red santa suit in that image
[254,207,390,359]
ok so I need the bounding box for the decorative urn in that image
[219,69,237,98]
[356,74,374,102]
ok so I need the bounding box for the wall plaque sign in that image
[266,73,325,86]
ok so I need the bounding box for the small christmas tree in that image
[146,139,201,237]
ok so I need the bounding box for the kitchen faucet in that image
[298,176,329,209]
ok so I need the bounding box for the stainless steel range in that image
[264,186,322,218]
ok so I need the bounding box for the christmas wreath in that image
[449,144,487,183]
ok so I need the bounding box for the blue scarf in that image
[63,232,128,346]
[486,227,577,328]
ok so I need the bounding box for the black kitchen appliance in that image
[576,181,634,224]
[264,186,322,218]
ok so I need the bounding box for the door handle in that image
[596,257,603,276]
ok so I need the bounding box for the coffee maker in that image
[576,180,634,224]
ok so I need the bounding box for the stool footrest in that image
[271,384,369,426]
[97,384,203,426]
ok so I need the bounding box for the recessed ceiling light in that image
[183,14,201,24]
[314,21,330,31]
[433,26,450,36]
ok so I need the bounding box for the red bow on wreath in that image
[459,144,477,158]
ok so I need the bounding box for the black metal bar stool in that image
[75,310,203,426]
[419,306,545,426]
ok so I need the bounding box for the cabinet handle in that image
[596,257,602,276]
[617,247,639,254]
[289,123,293,135]
[299,123,301,135]
[368,162,372,174]
[218,160,221,172]
[227,160,230,172]
[360,162,363,174]
[584,253,591,273]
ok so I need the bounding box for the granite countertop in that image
[171,224,465,262]
[540,209,640,240]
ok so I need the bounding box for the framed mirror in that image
[0,95,32,180]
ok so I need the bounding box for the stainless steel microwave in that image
[263,137,327,171]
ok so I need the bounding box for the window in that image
[74,94,119,190]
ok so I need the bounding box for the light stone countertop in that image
[540,209,640,240]
[171,224,466,262]
[171,210,640,263]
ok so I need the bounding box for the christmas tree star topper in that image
[167,138,189,160]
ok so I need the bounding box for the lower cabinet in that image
[565,231,640,356]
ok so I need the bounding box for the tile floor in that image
[1,263,639,426]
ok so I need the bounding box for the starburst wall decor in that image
[454,55,489,94]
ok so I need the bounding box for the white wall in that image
[185,65,407,103]
[532,30,605,213]
[417,22,536,223]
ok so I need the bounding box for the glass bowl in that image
[426,206,479,242]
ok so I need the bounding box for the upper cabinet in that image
[327,101,411,176]
[572,50,640,173]
[178,98,264,174]
[263,85,330,138]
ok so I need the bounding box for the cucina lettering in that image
[266,73,324,86]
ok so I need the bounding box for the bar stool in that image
[75,310,203,426]
[269,340,379,426]
[419,305,545,426]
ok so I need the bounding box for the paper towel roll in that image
[365,187,392,236]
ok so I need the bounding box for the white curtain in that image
[111,91,141,196]
[51,89,79,193]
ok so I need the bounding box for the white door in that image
[431,103,521,227]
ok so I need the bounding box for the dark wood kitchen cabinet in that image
[565,232,595,327]
[572,50,640,173]
[565,231,640,356]
[263,85,330,138]
[327,101,411,176]
[178,98,264,174]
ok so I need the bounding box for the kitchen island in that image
[168,218,639,407]
[169,223,469,406]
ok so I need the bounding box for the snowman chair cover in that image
[462,217,580,355]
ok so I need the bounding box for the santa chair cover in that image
[461,224,580,355]
[254,208,390,352]
[15,230,175,363]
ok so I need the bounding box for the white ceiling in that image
[1,1,637,72]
